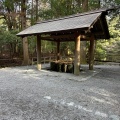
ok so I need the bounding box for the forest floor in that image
[0,64,120,120]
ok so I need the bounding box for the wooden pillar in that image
[89,35,95,70]
[57,41,60,61]
[37,35,41,70]
[74,34,81,75]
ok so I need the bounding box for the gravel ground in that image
[0,64,120,120]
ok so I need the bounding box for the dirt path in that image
[0,65,120,120]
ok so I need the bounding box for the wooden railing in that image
[32,55,74,65]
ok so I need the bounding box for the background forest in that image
[0,0,120,66]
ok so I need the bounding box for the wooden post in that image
[74,34,81,75]
[37,35,41,70]
[89,35,95,70]
[57,41,60,61]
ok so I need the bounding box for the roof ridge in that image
[36,8,108,24]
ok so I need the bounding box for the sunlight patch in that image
[44,96,51,100]
[95,111,108,118]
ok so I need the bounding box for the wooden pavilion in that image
[17,9,111,75]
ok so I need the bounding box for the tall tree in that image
[21,0,29,65]
[80,0,88,64]
[82,0,88,12]
[30,0,34,25]
[35,0,39,21]
[0,0,19,30]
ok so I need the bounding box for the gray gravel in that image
[0,64,120,120]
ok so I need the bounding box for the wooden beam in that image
[89,35,95,70]
[41,34,75,40]
[41,34,90,41]
[74,34,81,75]
[37,35,41,70]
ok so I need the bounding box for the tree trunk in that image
[82,0,88,12]
[31,0,34,25]
[18,3,21,30]
[98,0,101,8]
[21,0,29,65]
[80,0,88,64]
[36,0,38,21]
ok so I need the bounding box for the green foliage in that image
[3,0,14,11]
[39,0,101,20]
[39,0,78,19]
[28,36,36,56]
[0,27,22,58]
[0,28,20,44]
[28,36,57,56]
[42,41,56,53]
[101,0,120,7]
[88,0,100,10]
[60,42,75,55]
[95,14,120,62]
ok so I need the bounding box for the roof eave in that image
[16,27,89,37]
